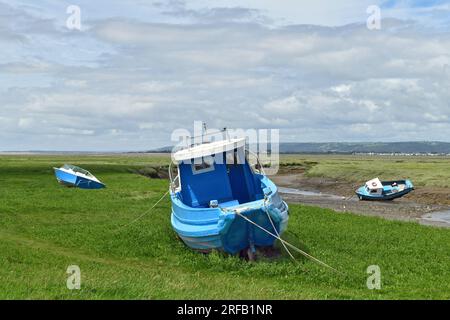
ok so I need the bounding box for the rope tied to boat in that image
[231,208,341,274]
[263,197,296,262]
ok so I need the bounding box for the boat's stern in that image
[218,180,289,254]
[218,203,288,254]
[405,179,414,190]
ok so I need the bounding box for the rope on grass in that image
[232,210,342,274]
[112,189,169,233]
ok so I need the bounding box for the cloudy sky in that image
[1,0,449,151]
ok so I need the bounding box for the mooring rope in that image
[344,194,357,201]
[112,189,169,233]
[232,210,341,274]
[111,174,339,275]
[263,199,296,262]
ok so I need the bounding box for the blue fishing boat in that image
[169,138,289,255]
[356,178,414,201]
[54,164,105,189]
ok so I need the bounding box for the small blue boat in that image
[169,138,289,255]
[54,164,105,189]
[356,178,414,201]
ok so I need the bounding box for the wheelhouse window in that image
[226,148,243,166]
[192,157,215,174]
[226,150,237,166]
[63,164,93,177]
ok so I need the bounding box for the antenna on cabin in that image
[223,127,230,140]
[202,122,208,143]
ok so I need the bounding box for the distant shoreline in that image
[1,151,450,157]
[3,141,450,156]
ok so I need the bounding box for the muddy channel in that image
[272,171,450,228]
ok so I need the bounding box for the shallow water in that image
[278,186,450,228]
[420,210,450,227]
[278,186,344,200]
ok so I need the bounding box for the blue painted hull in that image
[356,188,413,201]
[54,168,105,189]
[171,176,288,254]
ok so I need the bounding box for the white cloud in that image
[263,96,300,113]
[0,1,449,150]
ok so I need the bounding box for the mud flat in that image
[272,172,450,228]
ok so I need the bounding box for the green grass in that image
[281,154,450,188]
[0,154,449,299]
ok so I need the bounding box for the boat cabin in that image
[364,177,409,196]
[172,139,266,209]
[365,178,384,196]
[62,164,95,178]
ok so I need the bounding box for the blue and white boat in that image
[356,177,414,201]
[169,138,289,255]
[54,164,105,189]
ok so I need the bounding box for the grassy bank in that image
[0,154,449,299]
[281,154,450,188]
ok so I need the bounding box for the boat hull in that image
[356,188,414,200]
[54,168,105,189]
[355,179,414,201]
[171,176,288,254]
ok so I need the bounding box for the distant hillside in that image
[148,141,450,155]
[146,146,173,153]
[278,142,450,154]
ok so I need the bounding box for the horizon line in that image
[2,140,450,154]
